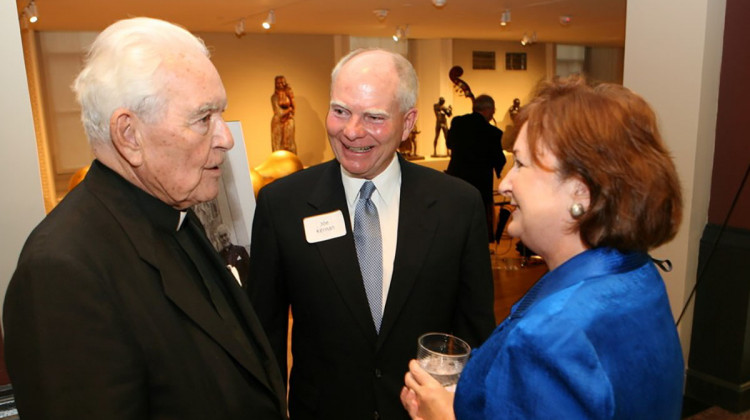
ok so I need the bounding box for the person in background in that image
[446,95,506,243]
[249,48,495,420]
[402,75,684,420]
[4,17,287,419]
[216,223,251,288]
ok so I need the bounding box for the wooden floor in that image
[490,237,547,322]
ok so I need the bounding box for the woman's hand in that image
[401,359,456,420]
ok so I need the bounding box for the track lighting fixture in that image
[235,18,246,38]
[392,25,410,42]
[500,9,511,26]
[520,31,537,46]
[373,9,389,22]
[262,10,275,30]
[392,28,402,42]
[24,0,38,24]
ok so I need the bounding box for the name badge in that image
[304,210,347,243]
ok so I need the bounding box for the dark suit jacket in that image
[446,112,505,204]
[249,155,495,419]
[221,244,251,289]
[3,160,287,419]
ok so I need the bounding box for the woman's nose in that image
[498,171,513,196]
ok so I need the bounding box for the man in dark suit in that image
[3,18,287,419]
[249,48,495,419]
[217,224,251,288]
[446,95,506,243]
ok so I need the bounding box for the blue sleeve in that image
[483,321,615,419]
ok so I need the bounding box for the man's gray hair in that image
[330,48,419,112]
[73,17,209,144]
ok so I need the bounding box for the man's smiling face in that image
[325,51,416,179]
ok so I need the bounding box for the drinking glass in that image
[416,332,471,391]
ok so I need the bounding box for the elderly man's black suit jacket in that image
[249,155,495,420]
[4,161,287,419]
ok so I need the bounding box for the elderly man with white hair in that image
[4,17,287,420]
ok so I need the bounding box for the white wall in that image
[624,0,726,359]
[0,6,47,322]
[410,38,454,157]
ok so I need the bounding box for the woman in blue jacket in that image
[402,75,684,420]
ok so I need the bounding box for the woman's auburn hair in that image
[515,75,682,252]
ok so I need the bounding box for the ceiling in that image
[17,0,626,47]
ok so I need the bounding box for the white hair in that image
[73,17,209,144]
[330,48,419,112]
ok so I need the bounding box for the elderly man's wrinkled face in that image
[135,53,233,209]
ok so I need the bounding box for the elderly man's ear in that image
[110,109,144,167]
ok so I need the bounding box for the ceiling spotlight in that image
[520,31,537,46]
[559,15,572,26]
[373,9,389,22]
[393,25,410,42]
[235,18,246,38]
[26,0,38,23]
[432,0,447,8]
[262,10,275,30]
[500,9,511,26]
[393,27,403,42]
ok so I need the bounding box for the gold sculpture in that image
[250,150,304,197]
[67,165,90,192]
[68,152,301,199]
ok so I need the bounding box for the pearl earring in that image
[569,203,585,218]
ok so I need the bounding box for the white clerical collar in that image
[177,211,188,231]
[341,153,401,207]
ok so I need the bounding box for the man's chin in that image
[185,187,220,208]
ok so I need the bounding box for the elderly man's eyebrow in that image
[192,101,227,117]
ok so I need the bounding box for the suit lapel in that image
[307,161,379,342]
[83,164,284,407]
[222,267,288,409]
[180,211,287,406]
[377,157,440,347]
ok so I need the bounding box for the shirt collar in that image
[341,153,401,207]
[177,211,188,230]
[130,178,185,232]
[510,247,650,319]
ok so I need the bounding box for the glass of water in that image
[417,332,471,391]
